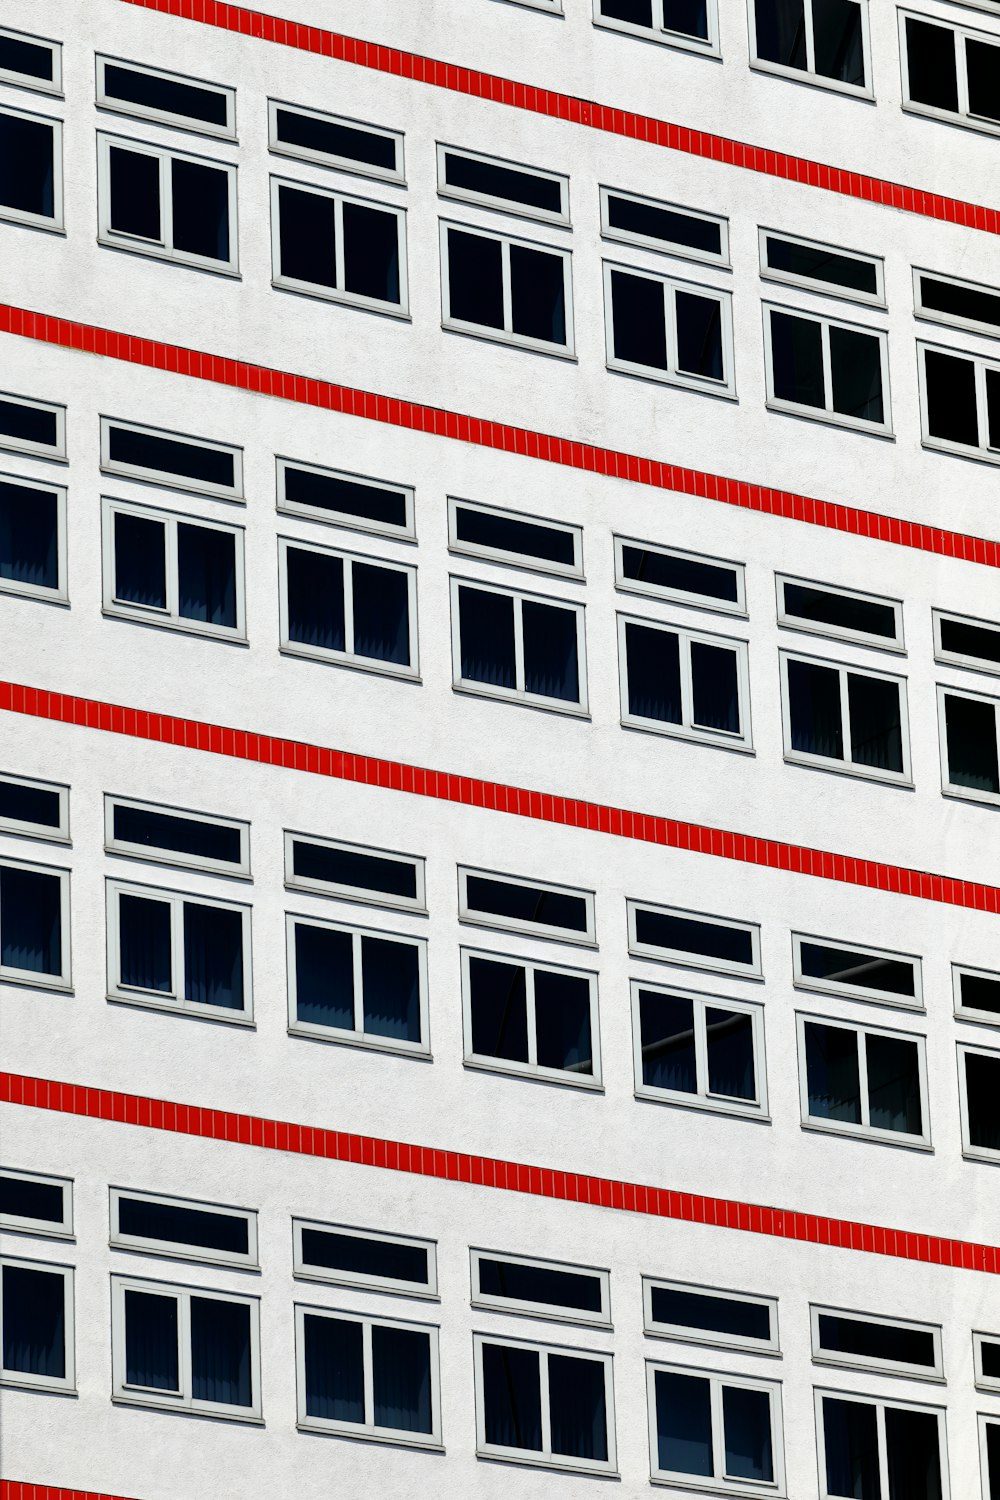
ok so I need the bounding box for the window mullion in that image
[664,284,678,377]
[956,34,971,119]
[973,359,988,451]
[334,197,346,291]
[838,668,851,764]
[513,595,526,692]
[165,517,179,619]
[343,557,355,656]
[539,1351,552,1456]
[526,966,538,1068]
[179,1290,193,1404]
[710,1377,725,1479]
[679,633,694,730]
[502,240,514,336]
[352,932,365,1036]
[160,152,173,254]
[694,999,710,1099]
[858,1030,871,1128]
[804,0,817,72]
[172,895,185,1002]
[362,1319,375,1430]
[877,1405,891,1499]
[821,323,834,413]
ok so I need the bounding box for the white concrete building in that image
[1,0,998,1496]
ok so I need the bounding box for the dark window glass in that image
[303,1313,363,1423]
[108,425,235,489]
[656,1369,713,1475]
[372,1324,432,1433]
[944,694,1000,794]
[755,0,807,70]
[278,184,335,288]
[170,157,229,262]
[675,291,723,380]
[447,228,504,329]
[0,398,58,449]
[906,19,958,111]
[465,875,588,933]
[300,1228,429,1286]
[723,1385,774,1482]
[924,351,979,447]
[787,657,843,759]
[634,907,754,967]
[982,1340,1000,1379]
[804,1023,861,1123]
[939,616,1000,666]
[342,200,400,304]
[638,989,697,1093]
[533,968,593,1074]
[0,35,54,82]
[766,236,877,295]
[0,1175,64,1224]
[690,641,740,733]
[482,1342,542,1450]
[783,582,896,639]
[0,865,61,975]
[275,108,396,171]
[823,1397,880,1500]
[292,840,418,901]
[966,1052,1000,1152]
[2,1265,65,1378]
[799,942,915,997]
[522,599,579,701]
[182,902,244,1009]
[960,971,1000,1017]
[360,934,420,1042]
[454,505,575,566]
[0,779,60,829]
[649,1285,771,1342]
[919,276,1000,332]
[0,479,58,591]
[286,547,346,653]
[866,1033,922,1135]
[177,523,237,629]
[444,152,561,215]
[847,671,902,771]
[294,922,354,1031]
[119,893,172,992]
[606,194,722,257]
[966,36,1000,123]
[817,1314,937,1368]
[104,65,228,127]
[770,310,824,408]
[706,1007,756,1099]
[510,244,566,345]
[469,956,530,1064]
[611,270,667,371]
[457,586,516,689]
[622,544,738,602]
[109,145,160,240]
[113,512,166,609]
[599,0,654,28]
[282,466,408,529]
[124,1289,178,1390]
[829,326,883,423]
[117,1198,249,1255]
[113,805,241,865]
[352,561,410,664]
[0,112,55,218]
[191,1296,251,1406]
[625,623,683,724]
[988,1424,1000,1498]
[884,1406,942,1500]
[548,1353,608,1461]
[813,0,865,86]
[663,0,709,40]
[477,1258,603,1313]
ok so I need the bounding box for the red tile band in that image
[2,304,997,570]
[2,680,997,914]
[115,0,999,237]
[0,1488,138,1500]
[1,1072,997,1275]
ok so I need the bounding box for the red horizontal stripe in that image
[2,304,997,569]
[2,1072,997,1274]
[2,680,997,913]
[0,1486,138,1500]
[116,0,999,237]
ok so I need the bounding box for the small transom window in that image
[96,56,235,138]
[449,497,581,577]
[760,229,883,305]
[0,775,68,842]
[628,900,761,978]
[777,574,902,650]
[277,457,414,539]
[459,867,595,944]
[600,186,728,265]
[915,268,1000,339]
[110,1189,257,1267]
[294,1219,437,1297]
[100,418,242,499]
[643,1278,779,1353]
[933,609,1000,675]
[0,28,62,94]
[471,1250,610,1326]
[0,391,65,460]
[105,796,249,876]
[811,1306,942,1379]
[792,933,922,1009]
[954,964,1000,1024]
[615,535,745,614]
[437,144,568,223]
[268,100,403,183]
[285,832,425,912]
[0,1169,72,1238]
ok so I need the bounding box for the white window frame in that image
[0,773,69,843]
[918,341,1000,465]
[763,302,892,435]
[109,1188,257,1269]
[899,8,1000,137]
[631,981,768,1118]
[458,866,597,946]
[627,899,762,980]
[953,963,1000,1026]
[759,228,884,308]
[615,535,746,617]
[270,174,409,316]
[101,496,246,642]
[958,1041,1000,1163]
[111,1273,262,1421]
[814,1388,950,1500]
[776,573,904,653]
[604,260,736,398]
[278,535,419,679]
[810,1305,943,1380]
[295,1303,442,1447]
[105,795,250,878]
[0,470,68,604]
[96,55,236,139]
[647,1358,786,1494]
[599,185,729,268]
[617,612,753,751]
[474,1332,617,1475]
[106,877,252,1024]
[284,830,426,913]
[933,609,1000,677]
[97,131,238,273]
[937,682,1000,806]
[0,105,63,231]
[440,219,575,356]
[100,417,243,500]
[796,1012,931,1148]
[0,27,62,95]
[0,1168,72,1238]
[461,946,603,1089]
[493,0,562,12]
[293,1219,438,1298]
[749,0,873,97]
[286,911,429,1056]
[642,1278,779,1355]
[0,1257,74,1392]
[593,0,720,57]
[974,1332,1000,1394]
[779,649,912,785]
[276,456,415,541]
[471,1249,611,1328]
[436,142,569,226]
[980,1412,999,1499]
[448,496,583,579]
[0,856,71,989]
[450,574,588,713]
[267,98,404,184]
[791,932,923,1011]
[914,267,1000,340]
[0,391,66,460]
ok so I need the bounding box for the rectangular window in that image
[792,933,922,1010]
[0,1258,73,1392]
[0,858,70,988]
[919,343,1000,463]
[797,1014,929,1146]
[643,1279,779,1354]
[441,221,573,353]
[777,574,903,651]
[107,880,251,1023]
[102,498,245,640]
[112,1274,260,1419]
[915,268,1000,338]
[605,262,735,396]
[594,0,719,54]
[600,186,728,266]
[451,576,586,712]
[110,1190,257,1268]
[937,684,1000,804]
[100,417,242,499]
[459,867,596,945]
[437,144,568,224]
[279,537,418,678]
[934,610,1000,676]
[975,1332,1000,1393]
[471,1251,610,1327]
[759,229,883,305]
[981,1413,1000,1500]
[0,28,61,94]
[474,1333,616,1473]
[96,56,235,138]
[294,1220,437,1298]
[959,1043,1000,1162]
[0,1170,72,1238]
[954,964,1000,1025]
[276,457,414,540]
[816,1390,946,1500]
[271,176,407,314]
[0,106,62,230]
[751,0,870,93]
[105,796,249,877]
[285,832,425,913]
[648,1361,785,1493]
[287,913,428,1055]
[764,305,889,433]
[628,900,761,979]
[0,392,65,460]
[615,536,745,615]
[268,99,403,183]
[448,497,582,578]
[296,1305,441,1446]
[0,775,68,842]
[462,948,601,1088]
[0,472,67,603]
[618,614,752,748]
[97,132,236,271]
[780,650,910,783]
[632,983,767,1117]
[811,1306,942,1380]
[900,11,1000,134]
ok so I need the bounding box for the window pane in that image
[884,1407,942,1500]
[510,244,566,344]
[924,351,979,447]
[690,641,740,733]
[191,1296,251,1406]
[447,229,504,329]
[444,153,561,215]
[177,523,236,628]
[706,1008,756,1100]
[303,1313,364,1423]
[183,903,243,1009]
[634,909,754,966]
[482,1342,542,1450]
[478,1259,603,1313]
[847,673,903,772]
[294,923,354,1030]
[799,942,915,998]
[817,1314,937,1369]
[372,1324,432,1433]
[522,600,579,701]
[118,893,171,992]
[625,623,682,724]
[906,18,958,111]
[766,237,877,296]
[787,657,844,759]
[0,780,60,829]
[755,0,807,69]
[663,0,709,40]
[0,1176,64,1224]
[458,586,516,689]
[986,1425,1000,1499]
[945,694,1000,794]
[638,989,697,1093]
[0,35,54,82]
[0,866,61,976]
[960,972,1000,1017]
[965,1052,1000,1151]
[600,0,653,27]
[987,368,1000,450]
[964,38,1000,123]
[675,291,723,380]
[804,1023,862,1123]
[171,157,229,261]
[939,617,1000,667]
[865,1033,922,1135]
[622,545,738,602]
[292,841,418,901]
[286,547,346,653]
[465,875,589,933]
[783,583,896,639]
[118,1198,249,1256]
[983,1341,1000,1378]
[114,512,167,609]
[108,426,235,488]
[113,805,242,865]
[823,1397,881,1499]
[606,196,721,257]
[300,1228,428,1286]
[283,466,408,529]
[655,1369,713,1476]
[533,969,594,1075]
[611,270,667,370]
[649,1286,771,1342]
[455,506,575,567]
[830,326,883,424]
[468,957,530,1064]
[0,114,54,218]
[278,184,335,288]
[2,1265,64,1378]
[124,1289,178,1390]
[352,561,410,664]
[0,480,57,591]
[104,65,228,127]
[109,146,160,239]
[770,310,824,407]
[548,1353,608,1461]
[919,276,1000,332]
[813,0,865,85]
[360,934,420,1042]
[276,109,396,171]
[723,1384,774,1482]
[342,201,400,304]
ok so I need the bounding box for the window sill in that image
[272,275,411,322]
[594,16,718,59]
[634,1087,770,1123]
[765,399,893,440]
[107,992,255,1027]
[476,1448,619,1479]
[761,267,885,312]
[962,1148,1000,1168]
[471,1298,611,1331]
[643,1328,781,1359]
[0,442,68,465]
[0,1374,77,1396]
[279,643,420,683]
[463,1057,604,1093]
[268,140,406,188]
[112,1393,263,1424]
[0,581,69,607]
[902,101,1000,141]
[442,320,577,363]
[289,1022,431,1061]
[97,235,240,278]
[102,608,248,646]
[0,74,64,100]
[750,58,873,102]
[297,1420,444,1451]
[921,436,1000,469]
[800,1120,932,1153]
[0,970,72,994]
[607,359,737,403]
[777,617,905,657]
[810,1352,945,1384]
[293,1268,440,1301]
[0,208,65,235]
[0,1223,74,1243]
[96,99,238,144]
[782,752,913,791]
[651,1474,783,1496]
[452,681,589,719]
[629,949,764,984]
[621,716,754,756]
[791,982,924,1015]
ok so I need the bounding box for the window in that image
[759,229,883,306]
[0,775,68,842]
[474,1333,616,1474]
[975,1332,1000,1393]
[287,914,428,1055]
[268,99,404,183]
[271,177,407,313]
[0,106,62,230]
[628,900,761,979]
[112,1275,260,1420]
[285,832,425,913]
[915,269,1000,339]
[605,262,735,396]
[448,497,582,578]
[777,575,903,651]
[441,221,573,353]
[615,536,745,615]
[296,1305,441,1446]
[648,1361,785,1493]
[811,1307,942,1380]
[594,0,719,55]
[0,27,61,94]
[919,343,1000,463]
[792,934,922,1010]
[937,684,1000,804]
[934,611,1000,676]
[294,1220,437,1298]
[954,964,1000,1025]
[751,0,870,93]
[780,651,910,783]
[97,133,236,271]
[618,614,752,748]
[959,1044,1000,1161]
[276,458,414,540]
[0,1257,73,1392]
[462,948,601,1088]
[600,186,728,267]
[437,144,568,224]
[110,1190,257,1268]
[458,867,596,945]
[102,498,245,640]
[0,391,65,460]
[797,1014,929,1146]
[107,880,251,1022]
[100,417,242,499]
[643,1279,779,1354]
[981,1413,1000,1500]
[0,1170,72,1238]
[764,305,889,433]
[279,538,417,678]
[96,56,235,138]
[900,11,1000,134]
[450,577,586,711]
[0,473,67,602]
[0,858,70,988]
[105,796,249,877]
[471,1251,610,1327]
[816,1390,946,1500]
[632,983,767,1117]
